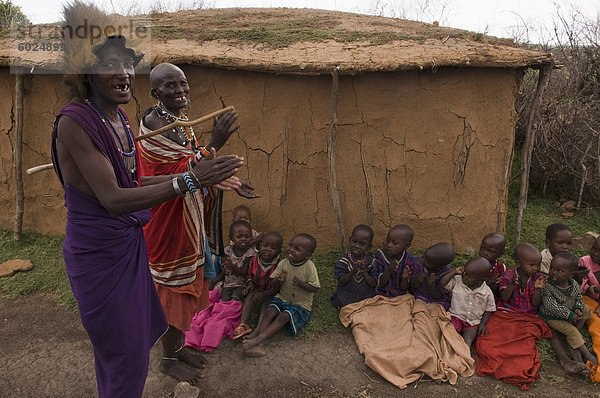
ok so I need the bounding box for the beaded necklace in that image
[348,253,368,283]
[85,99,137,180]
[154,101,198,150]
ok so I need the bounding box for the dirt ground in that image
[1,293,598,398]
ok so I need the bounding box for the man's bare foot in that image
[160,357,205,383]
[244,344,266,357]
[242,336,261,351]
[177,346,208,369]
[560,358,592,375]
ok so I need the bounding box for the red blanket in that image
[475,311,552,390]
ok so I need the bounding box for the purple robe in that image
[51,102,168,398]
[409,256,452,310]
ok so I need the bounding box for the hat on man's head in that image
[62,1,146,99]
[91,35,144,67]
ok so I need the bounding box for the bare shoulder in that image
[143,108,169,131]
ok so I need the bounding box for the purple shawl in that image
[51,102,167,398]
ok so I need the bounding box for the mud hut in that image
[0,8,553,251]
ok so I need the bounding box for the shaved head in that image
[150,62,184,89]
[424,242,455,270]
[464,256,492,279]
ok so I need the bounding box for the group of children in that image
[211,204,600,383]
[331,221,600,379]
[211,205,320,357]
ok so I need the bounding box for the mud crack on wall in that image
[3,103,15,137]
[211,79,226,108]
[451,112,473,187]
[356,139,374,225]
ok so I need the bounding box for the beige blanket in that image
[339,294,475,389]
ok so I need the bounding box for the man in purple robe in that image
[50,8,244,396]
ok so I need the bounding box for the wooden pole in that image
[14,73,24,242]
[328,66,347,252]
[514,64,552,245]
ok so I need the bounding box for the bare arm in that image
[57,115,243,216]
[500,273,517,303]
[477,311,493,335]
[292,276,319,292]
[378,260,398,287]
[439,267,462,287]
[532,276,547,307]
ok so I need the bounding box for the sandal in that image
[232,323,252,340]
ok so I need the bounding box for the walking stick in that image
[26,106,235,175]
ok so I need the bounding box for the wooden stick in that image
[514,64,552,245]
[26,163,54,175]
[328,66,347,253]
[134,105,234,141]
[26,106,235,175]
[14,73,24,242]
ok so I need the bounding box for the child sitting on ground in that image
[474,243,552,390]
[540,223,573,275]
[409,242,455,310]
[372,224,415,298]
[232,232,283,339]
[440,256,496,348]
[579,236,600,317]
[539,252,597,373]
[332,225,377,309]
[211,220,257,301]
[242,233,320,357]
[232,204,261,241]
[498,243,546,313]
[478,232,507,299]
[579,236,600,377]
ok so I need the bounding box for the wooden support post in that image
[514,63,552,245]
[329,66,346,252]
[14,73,24,242]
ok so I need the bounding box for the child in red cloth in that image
[475,243,551,390]
[232,232,283,339]
[478,232,506,300]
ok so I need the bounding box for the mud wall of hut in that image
[0,65,518,252]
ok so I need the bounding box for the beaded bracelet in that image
[172,176,186,197]
[182,172,197,193]
[188,169,202,188]
[194,146,210,162]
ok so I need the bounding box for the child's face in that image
[548,257,574,285]
[349,230,372,259]
[515,250,542,277]
[233,209,251,223]
[286,235,313,264]
[478,238,504,264]
[231,226,252,250]
[384,230,411,260]
[259,235,282,263]
[545,229,573,256]
[590,238,600,265]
